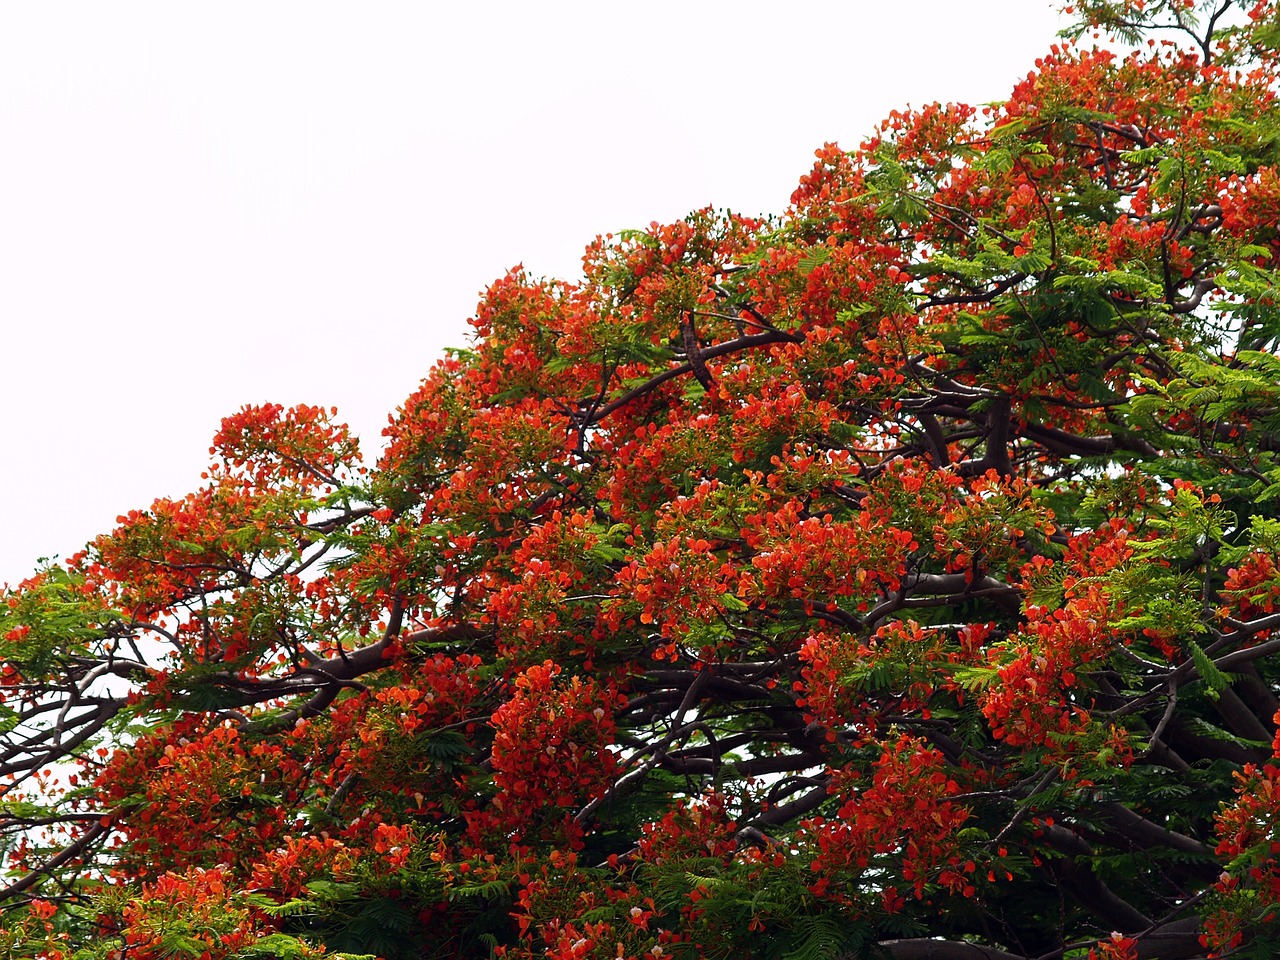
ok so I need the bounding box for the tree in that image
[8,3,1280,958]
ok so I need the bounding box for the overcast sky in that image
[0,1,1067,586]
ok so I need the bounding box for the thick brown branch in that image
[584,329,803,424]
[880,941,1024,960]
[0,821,109,904]
[246,623,483,734]
[1094,802,1215,864]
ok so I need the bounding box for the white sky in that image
[0,1,1067,586]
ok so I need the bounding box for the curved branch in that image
[880,940,1025,960]
[584,329,803,425]
[0,820,110,904]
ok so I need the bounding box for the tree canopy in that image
[10,3,1280,958]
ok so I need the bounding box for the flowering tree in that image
[8,3,1280,958]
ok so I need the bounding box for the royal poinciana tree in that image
[11,3,1280,958]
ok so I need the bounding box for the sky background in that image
[0,1,1068,586]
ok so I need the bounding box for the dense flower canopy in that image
[9,3,1280,958]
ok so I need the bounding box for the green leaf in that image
[1188,640,1229,701]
